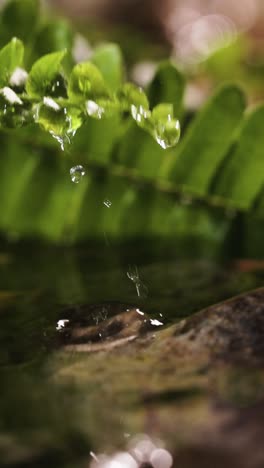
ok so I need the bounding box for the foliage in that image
[0,0,263,256]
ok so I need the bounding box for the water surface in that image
[0,240,263,466]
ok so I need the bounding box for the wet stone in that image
[173,288,264,366]
[55,302,155,352]
[51,289,264,468]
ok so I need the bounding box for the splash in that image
[127,265,148,299]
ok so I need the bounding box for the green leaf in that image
[148,61,185,116]
[35,100,82,148]
[150,103,181,149]
[0,38,24,86]
[71,114,121,166]
[118,83,149,111]
[33,20,73,56]
[116,103,180,179]
[213,105,264,209]
[0,139,39,232]
[0,11,263,254]
[91,43,124,92]
[26,50,67,98]
[164,85,246,195]
[0,0,39,45]
[116,83,179,150]
[0,90,33,129]
[31,19,74,74]
[68,62,109,103]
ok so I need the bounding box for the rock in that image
[55,302,156,352]
[50,288,264,467]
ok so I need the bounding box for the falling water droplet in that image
[154,117,181,149]
[127,265,139,283]
[103,199,112,208]
[70,165,86,183]
[135,282,148,299]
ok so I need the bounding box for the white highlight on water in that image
[86,100,105,119]
[136,308,144,316]
[150,319,163,327]
[56,319,69,331]
[9,67,28,87]
[43,96,61,111]
[90,451,99,462]
[0,86,22,105]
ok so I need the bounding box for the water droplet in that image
[150,319,163,327]
[0,87,31,128]
[86,100,105,119]
[9,67,28,88]
[0,86,22,105]
[103,199,112,208]
[131,104,150,123]
[46,74,67,98]
[135,282,148,298]
[56,319,69,331]
[33,102,79,151]
[154,117,180,149]
[136,308,144,316]
[127,265,140,283]
[70,165,86,183]
[43,96,61,112]
[50,132,72,152]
